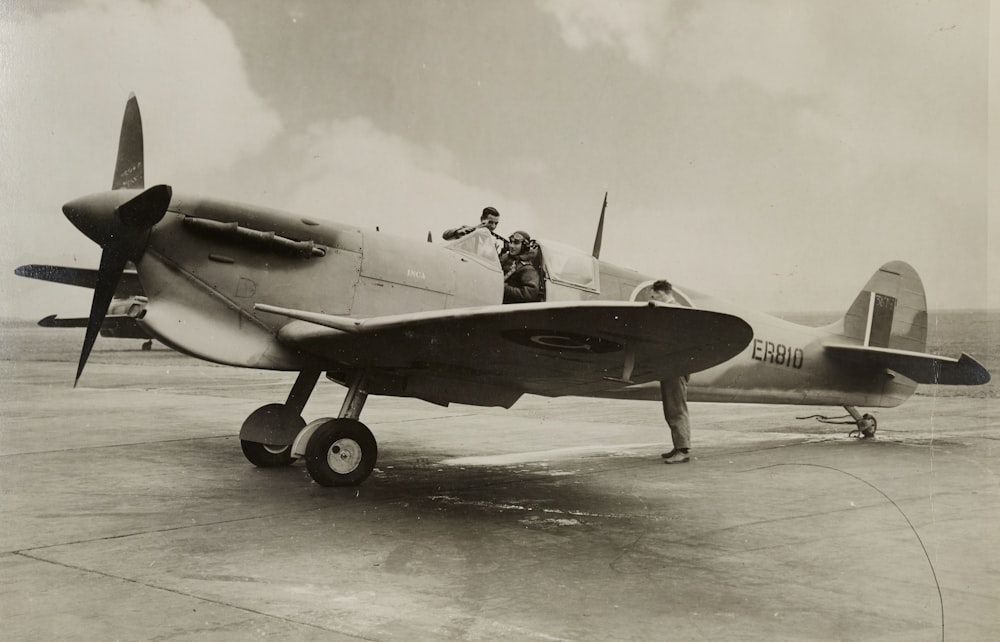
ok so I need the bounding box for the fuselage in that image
[87,190,913,409]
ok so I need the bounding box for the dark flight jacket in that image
[503,261,542,303]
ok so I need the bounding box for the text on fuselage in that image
[751,339,804,369]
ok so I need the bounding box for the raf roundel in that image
[500,328,623,354]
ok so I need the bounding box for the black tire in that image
[239,403,305,468]
[305,419,377,487]
[241,440,295,468]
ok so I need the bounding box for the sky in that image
[0,0,996,321]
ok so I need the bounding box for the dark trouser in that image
[659,377,690,450]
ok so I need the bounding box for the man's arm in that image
[442,224,475,240]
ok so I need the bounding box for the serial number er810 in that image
[751,339,804,369]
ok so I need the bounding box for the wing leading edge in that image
[824,343,990,385]
[258,301,753,401]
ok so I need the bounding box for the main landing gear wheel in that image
[240,440,295,468]
[239,403,306,468]
[305,418,378,487]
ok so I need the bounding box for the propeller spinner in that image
[64,95,172,385]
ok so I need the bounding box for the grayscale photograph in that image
[1,1,996,639]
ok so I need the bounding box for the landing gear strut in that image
[845,406,877,439]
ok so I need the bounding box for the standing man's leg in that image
[660,377,690,463]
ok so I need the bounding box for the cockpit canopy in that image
[443,230,602,300]
[537,240,599,293]
[444,228,502,270]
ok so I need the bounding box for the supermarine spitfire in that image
[37,95,990,487]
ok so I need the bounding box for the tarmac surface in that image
[1,334,998,641]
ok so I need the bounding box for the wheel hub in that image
[327,438,362,473]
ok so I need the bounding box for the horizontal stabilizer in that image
[824,343,991,385]
[15,264,144,298]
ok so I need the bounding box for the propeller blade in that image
[112,93,144,190]
[75,247,129,386]
[117,184,171,229]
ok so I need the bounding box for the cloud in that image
[280,117,539,242]
[537,0,988,310]
[2,0,282,187]
[538,0,818,89]
[538,0,672,68]
[0,0,282,318]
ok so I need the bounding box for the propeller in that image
[67,94,172,385]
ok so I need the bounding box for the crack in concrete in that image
[12,550,377,640]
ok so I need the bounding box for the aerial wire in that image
[750,462,945,642]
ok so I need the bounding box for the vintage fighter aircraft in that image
[15,263,155,349]
[49,95,990,487]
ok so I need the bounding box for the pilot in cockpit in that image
[503,231,543,304]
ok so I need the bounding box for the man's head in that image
[650,280,673,303]
[481,206,500,231]
[508,230,531,256]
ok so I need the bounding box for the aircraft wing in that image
[824,344,991,385]
[258,301,753,402]
[15,264,144,298]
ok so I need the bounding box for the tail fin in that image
[831,261,927,352]
[823,260,990,386]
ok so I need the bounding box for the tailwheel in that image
[845,406,877,439]
[852,413,877,439]
[305,418,378,487]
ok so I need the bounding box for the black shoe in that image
[663,450,690,464]
[660,449,679,459]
